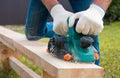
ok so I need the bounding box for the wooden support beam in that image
[9,56,41,78]
[0,43,19,71]
[0,26,104,78]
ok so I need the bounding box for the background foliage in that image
[104,0,120,24]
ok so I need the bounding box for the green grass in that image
[0,22,120,78]
[99,22,120,78]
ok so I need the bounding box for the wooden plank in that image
[9,56,41,78]
[0,26,104,78]
[0,42,19,71]
[41,71,53,78]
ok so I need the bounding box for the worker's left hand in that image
[69,4,105,35]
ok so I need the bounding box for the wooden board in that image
[0,26,104,78]
[9,56,41,78]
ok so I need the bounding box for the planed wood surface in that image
[9,56,41,78]
[0,26,104,78]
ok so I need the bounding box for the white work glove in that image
[50,4,73,35]
[69,4,105,35]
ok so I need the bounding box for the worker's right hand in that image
[68,4,105,35]
[50,4,73,36]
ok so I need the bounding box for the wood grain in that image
[0,26,104,78]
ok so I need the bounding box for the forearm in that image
[94,0,112,11]
[41,0,59,11]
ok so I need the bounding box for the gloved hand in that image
[50,4,73,35]
[69,4,105,35]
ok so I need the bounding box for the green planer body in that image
[47,20,96,62]
[66,27,95,62]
